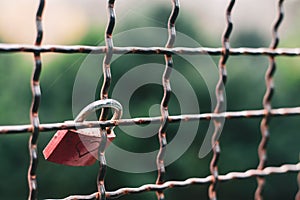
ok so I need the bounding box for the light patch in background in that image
[0,0,89,45]
[0,0,299,45]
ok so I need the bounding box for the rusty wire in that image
[0,1,299,200]
[97,0,116,199]
[48,162,300,200]
[155,1,179,200]
[28,1,45,200]
[256,1,285,199]
[1,44,300,56]
[0,106,300,134]
[209,1,235,199]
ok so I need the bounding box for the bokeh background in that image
[0,0,300,199]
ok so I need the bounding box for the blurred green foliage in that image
[0,6,300,200]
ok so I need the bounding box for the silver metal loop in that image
[75,99,122,123]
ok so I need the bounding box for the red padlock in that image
[43,99,122,166]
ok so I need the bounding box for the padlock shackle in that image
[74,99,122,123]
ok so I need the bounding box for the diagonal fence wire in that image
[0,1,299,200]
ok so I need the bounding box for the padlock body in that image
[43,129,115,166]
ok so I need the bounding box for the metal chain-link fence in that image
[0,0,299,200]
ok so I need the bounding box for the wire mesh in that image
[0,0,299,200]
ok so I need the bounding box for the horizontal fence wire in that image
[0,44,300,56]
[47,162,300,200]
[1,107,300,134]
